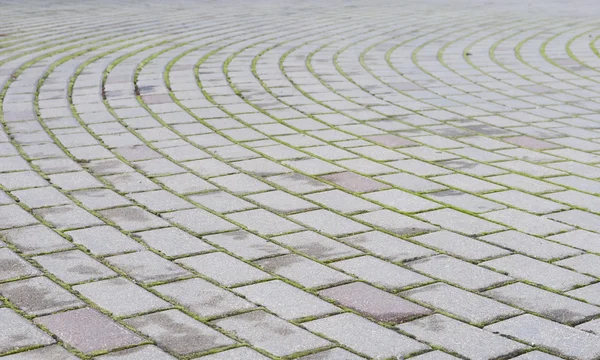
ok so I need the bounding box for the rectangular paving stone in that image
[176,252,271,286]
[545,190,600,213]
[417,208,505,236]
[104,172,161,193]
[0,276,84,316]
[319,282,431,323]
[153,277,254,318]
[1,345,79,360]
[403,283,521,325]
[568,283,600,306]
[0,204,38,229]
[546,210,600,233]
[189,191,256,213]
[481,254,594,291]
[341,231,436,262]
[304,189,380,214]
[303,313,429,358]
[483,209,573,236]
[228,209,304,235]
[95,345,176,360]
[268,173,333,194]
[375,172,447,192]
[106,246,188,282]
[495,160,565,177]
[72,188,132,210]
[204,230,289,260]
[484,282,600,325]
[577,319,600,336]
[321,171,388,193]
[256,254,351,288]
[36,308,143,354]
[485,190,568,214]
[67,225,144,256]
[1,225,73,255]
[354,209,438,236]
[126,309,235,355]
[487,173,564,194]
[235,280,338,320]
[99,206,169,231]
[156,173,217,194]
[289,209,370,237]
[0,308,54,355]
[212,173,274,194]
[363,189,441,213]
[407,255,511,291]
[431,174,505,193]
[33,250,115,284]
[74,277,170,316]
[555,254,600,278]
[479,230,581,260]
[12,186,71,208]
[246,190,317,213]
[425,190,505,213]
[398,314,528,359]
[272,231,363,261]
[162,208,238,235]
[127,190,194,212]
[547,175,600,194]
[296,348,364,360]
[135,227,213,257]
[412,230,509,261]
[547,230,600,253]
[214,310,329,357]
[485,314,600,360]
[34,204,104,230]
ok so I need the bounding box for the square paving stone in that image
[354,210,438,236]
[321,171,388,193]
[0,248,41,281]
[1,345,79,359]
[162,208,238,234]
[0,204,38,229]
[246,190,317,213]
[256,254,352,288]
[33,250,116,284]
[398,314,528,359]
[176,252,271,286]
[402,283,521,325]
[95,345,176,359]
[106,251,190,284]
[227,209,304,235]
[99,206,169,231]
[0,308,54,354]
[135,227,213,257]
[74,277,170,316]
[197,347,269,360]
[364,189,441,213]
[289,209,370,236]
[485,314,600,360]
[0,276,84,316]
[204,230,288,260]
[341,231,436,262]
[484,282,600,325]
[407,255,511,291]
[153,278,255,318]
[479,230,581,260]
[235,280,339,320]
[412,230,509,261]
[272,231,362,261]
[34,204,104,230]
[303,313,429,359]
[125,309,235,355]
[35,308,144,354]
[417,208,505,236]
[66,225,143,256]
[213,310,329,357]
[1,224,73,255]
[481,254,594,291]
[319,282,430,323]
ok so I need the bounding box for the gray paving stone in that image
[546,210,600,233]
[246,190,317,213]
[577,318,600,336]
[341,231,436,262]
[33,250,116,284]
[481,254,594,291]
[431,174,505,193]
[304,189,379,214]
[155,172,217,194]
[1,225,73,255]
[235,280,338,320]
[418,208,505,236]
[34,204,104,230]
[408,255,511,291]
[555,254,600,278]
[321,171,388,193]
[485,314,600,360]
[36,308,143,354]
[212,173,274,194]
[487,173,564,194]
[0,276,84,316]
[100,206,169,231]
[1,345,79,360]
[399,314,527,359]
[484,282,600,325]
[375,172,447,192]
[176,252,271,286]
[548,230,600,253]
[189,191,256,213]
[354,209,438,236]
[71,188,132,210]
[485,190,568,214]
[126,309,235,355]
[303,313,429,358]
[204,230,288,260]
[479,230,581,260]
[95,345,176,360]
[567,283,600,306]
[412,230,509,261]
[12,186,71,208]
[289,209,370,236]
[66,225,143,256]
[214,310,329,357]
[197,347,269,360]
[272,231,362,261]
[106,250,189,284]
[256,254,351,288]
[135,227,213,257]
[0,204,38,229]
[425,190,505,213]
[297,348,364,360]
[0,308,54,354]
[127,190,194,212]
[510,351,563,360]
[162,208,238,234]
[409,351,461,360]
[103,172,161,193]
[483,209,573,236]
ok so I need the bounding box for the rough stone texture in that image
[0,308,55,354]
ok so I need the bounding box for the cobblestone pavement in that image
[2,0,600,358]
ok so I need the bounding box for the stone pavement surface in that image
[1,0,600,358]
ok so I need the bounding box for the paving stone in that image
[375,172,447,192]
[480,230,581,260]
[303,313,429,358]
[272,231,362,261]
[485,314,600,360]
[408,254,511,291]
[0,204,38,229]
[354,209,438,235]
[341,231,436,262]
[403,282,521,324]
[412,230,509,261]
[256,254,352,288]
[398,314,528,359]
[417,208,505,236]
[430,174,505,193]
[34,204,104,230]
[548,175,600,194]
[1,345,79,360]
[545,190,600,213]
[106,250,189,284]
[214,310,329,357]
[321,171,388,193]
[71,188,132,210]
[0,308,54,354]
[33,250,116,284]
[36,308,143,354]
[481,254,594,291]
[197,347,269,360]
[1,224,73,255]
[104,172,161,193]
[235,280,338,320]
[577,318,600,336]
[95,345,176,360]
[12,186,71,208]
[49,171,104,190]
[546,210,600,233]
[484,282,600,325]
[425,190,505,213]
[162,208,238,234]
[66,225,143,256]
[126,309,235,355]
[304,189,379,214]
[189,190,256,213]
[127,190,194,212]
[485,190,568,214]
[363,189,441,213]
[228,209,304,235]
[204,230,289,260]
[387,159,453,176]
[509,351,563,360]
[296,348,364,360]
[567,283,600,306]
[289,209,369,236]
[555,254,600,278]
[176,252,271,286]
[156,172,217,194]
[409,351,461,360]
[483,209,573,236]
[246,190,317,213]
[135,227,213,257]
[487,173,564,194]
[99,206,169,231]
[547,230,600,253]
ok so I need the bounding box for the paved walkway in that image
[1,0,600,359]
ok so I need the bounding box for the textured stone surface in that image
[0,308,55,354]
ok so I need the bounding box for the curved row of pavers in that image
[3,2,600,360]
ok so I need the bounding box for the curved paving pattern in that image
[2,0,600,358]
